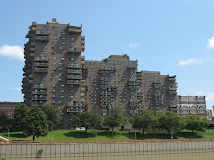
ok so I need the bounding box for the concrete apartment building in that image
[177,96,207,118]
[0,102,21,119]
[22,19,178,128]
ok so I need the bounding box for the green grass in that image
[1,129,214,141]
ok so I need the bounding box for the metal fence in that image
[0,139,214,159]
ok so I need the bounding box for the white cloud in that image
[194,91,203,95]
[9,87,22,91]
[206,36,214,49]
[0,44,24,61]
[206,92,214,102]
[178,58,206,66]
[128,42,140,48]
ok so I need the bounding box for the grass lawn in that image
[1,129,214,141]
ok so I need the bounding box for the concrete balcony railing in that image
[34,68,48,73]
[68,64,81,68]
[127,65,136,69]
[36,30,50,35]
[33,90,47,95]
[67,75,82,79]
[67,80,81,85]
[68,28,82,33]
[100,67,116,71]
[35,36,50,41]
[34,63,48,67]
[67,102,80,107]
[67,48,81,53]
[67,69,82,74]
[34,57,48,61]
[32,97,47,100]
[67,107,82,113]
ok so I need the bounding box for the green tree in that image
[14,103,29,131]
[104,106,126,134]
[41,104,61,131]
[0,112,9,130]
[72,111,102,132]
[130,110,157,134]
[23,106,48,141]
[184,115,209,134]
[158,111,184,135]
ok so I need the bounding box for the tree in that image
[41,104,61,131]
[104,106,126,134]
[23,106,47,141]
[14,103,29,131]
[130,110,157,134]
[158,111,184,135]
[0,112,9,130]
[72,111,102,132]
[184,115,209,134]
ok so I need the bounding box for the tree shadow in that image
[120,132,172,140]
[64,131,95,139]
[1,133,28,138]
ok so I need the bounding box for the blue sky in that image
[0,0,214,110]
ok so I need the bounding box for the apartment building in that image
[177,96,207,118]
[22,18,85,128]
[22,19,178,129]
[0,102,21,119]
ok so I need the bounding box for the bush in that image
[37,149,43,154]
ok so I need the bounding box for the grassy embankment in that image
[1,129,214,141]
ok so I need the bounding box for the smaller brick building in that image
[0,102,21,119]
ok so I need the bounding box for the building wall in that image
[177,96,207,118]
[0,102,21,119]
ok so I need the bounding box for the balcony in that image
[101,99,110,103]
[81,40,85,44]
[67,107,82,113]
[81,56,85,60]
[81,61,85,65]
[29,74,33,79]
[129,82,138,86]
[81,93,85,97]
[67,102,80,107]
[34,57,48,62]
[67,75,82,79]
[81,45,85,52]
[127,65,136,69]
[68,28,82,33]
[67,48,81,53]
[29,80,33,84]
[35,36,50,41]
[129,86,138,89]
[129,78,136,82]
[68,69,82,74]
[100,81,109,84]
[34,63,48,67]
[68,64,81,69]
[170,91,177,95]
[32,97,47,100]
[33,85,47,89]
[100,67,116,71]
[30,48,35,52]
[154,80,161,84]
[33,90,47,95]
[67,80,81,85]
[36,30,50,35]
[34,68,48,73]
[169,88,176,91]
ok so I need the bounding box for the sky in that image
[0,0,214,110]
